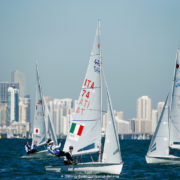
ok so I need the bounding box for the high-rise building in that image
[115,111,123,120]
[24,95,31,123]
[8,87,19,124]
[137,96,152,133]
[62,114,72,136]
[115,117,130,134]
[151,109,158,133]
[47,98,73,137]
[0,103,8,126]
[19,96,31,123]
[11,70,26,97]
[157,101,164,121]
[0,82,19,104]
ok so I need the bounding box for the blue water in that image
[0,139,180,179]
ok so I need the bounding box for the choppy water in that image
[0,139,180,179]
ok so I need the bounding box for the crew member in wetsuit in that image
[64,146,76,165]
[25,141,38,154]
[46,139,76,164]
[31,140,38,153]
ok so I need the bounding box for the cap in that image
[46,139,53,144]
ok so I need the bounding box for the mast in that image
[35,62,45,116]
[32,84,37,141]
[98,19,103,162]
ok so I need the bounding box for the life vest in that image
[25,144,31,152]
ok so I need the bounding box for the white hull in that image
[21,150,53,159]
[146,155,180,164]
[45,162,123,175]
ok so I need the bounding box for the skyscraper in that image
[24,95,31,123]
[8,87,19,124]
[0,103,8,126]
[137,96,152,133]
[151,109,158,133]
[115,111,124,120]
[11,70,26,97]
[115,117,130,134]
[47,98,73,137]
[19,95,31,123]
[0,82,19,104]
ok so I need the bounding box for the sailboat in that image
[22,63,58,158]
[146,49,180,164]
[45,21,123,174]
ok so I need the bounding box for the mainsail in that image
[32,63,46,147]
[102,87,122,163]
[170,49,180,149]
[63,21,102,155]
[147,95,169,157]
[44,97,58,146]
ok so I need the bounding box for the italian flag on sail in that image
[70,123,84,136]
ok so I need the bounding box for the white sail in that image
[147,95,169,157]
[102,88,122,163]
[63,21,102,155]
[44,97,58,146]
[32,63,46,147]
[170,49,180,149]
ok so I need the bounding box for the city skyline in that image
[0,71,164,138]
[0,69,167,123]
[1,1,180,120]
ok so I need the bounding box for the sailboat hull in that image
[21,150,53,159]
[146,155,180,164]
[45,162,123,175]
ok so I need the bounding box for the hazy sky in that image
[0,0,180,120]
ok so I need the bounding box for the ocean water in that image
[0,139,180,179]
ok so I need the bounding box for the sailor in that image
[64,146,76,165]
[25,141,38,154]
[25,141,31,154]
[46,139,75,164]
[31,140,38,153]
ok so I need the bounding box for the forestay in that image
[102,88,122,163]
[170,50,180,149]
[63,21,102,155]
[147,95,169,157]
[32,64,46,147]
